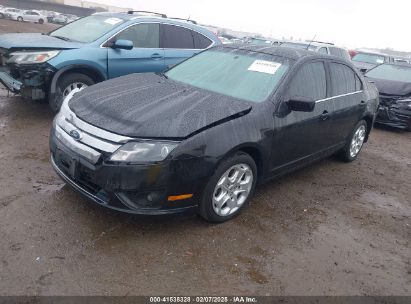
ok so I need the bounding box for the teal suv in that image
[0,11,220,111]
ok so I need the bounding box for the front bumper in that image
[0,64,55,100]
[50,127,204,215]
[376,105,411,130]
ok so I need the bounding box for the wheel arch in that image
[218,144,267,184]
[361,114,374,142]
[49,65,106,101]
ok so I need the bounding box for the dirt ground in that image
[0,19,410,296]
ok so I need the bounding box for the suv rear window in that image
[161,24,194,49]
[161,24,212,49]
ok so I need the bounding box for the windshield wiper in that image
[51,35,71,42]
[156,72,168,79]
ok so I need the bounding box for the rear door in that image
[271,60,335,172]
[107,23,165,79]
[161,24,212,70]
[327,61,364,143]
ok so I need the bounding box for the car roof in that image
[356,50,391,57]
[92,12,214,35]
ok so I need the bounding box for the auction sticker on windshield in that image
[104,18,123,25]
[248,60,281,74]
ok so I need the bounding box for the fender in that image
[48,64,107,102]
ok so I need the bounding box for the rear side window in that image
[287,62,326,101]
[161,24,194,49]
[329,63,357,96]
[192,31,212,49]
[116,23,160,48]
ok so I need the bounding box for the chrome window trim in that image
[315,90,363,103]
[99,20,215,50]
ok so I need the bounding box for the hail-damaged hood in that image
[69,73,252,139]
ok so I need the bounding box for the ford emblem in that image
[69,130,82,141]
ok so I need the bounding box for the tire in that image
[0,13,4,19]
[50,73,94,113]
[17,17,23,22]
[199,152,257,223]
[38,19,44,24]
[339,120,367,162]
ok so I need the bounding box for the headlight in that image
[7,50,60,64]
[110,141,179,162]
[396,98,411,109]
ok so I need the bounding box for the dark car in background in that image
[280,41,351,60]
[50,45,379,223]
[365,63,411,130]
[352,51,395,73]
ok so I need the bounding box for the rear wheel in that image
[0,13,4,19]
[50,73,94,112]
[38,19,44,24]
[199,152,257,223]
[339,120,367,162]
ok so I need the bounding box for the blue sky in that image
[97,0,410,51]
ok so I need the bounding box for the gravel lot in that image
[0,19,410,296]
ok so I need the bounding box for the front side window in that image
[116,23,160,48]
[287,62,326,101]
[161,24,194,49]
[330,63,357,96]
[49,15,126,43]
[166,49,290,103]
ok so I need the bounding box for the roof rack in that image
[305,40,334,45]
[169,17,197,24]
[127,10,167,18]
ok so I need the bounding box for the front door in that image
[107,23,165,79]
[270,61,336,174]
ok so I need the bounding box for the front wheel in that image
[17,16,23,22]
[50,73,94,112]
[199,152,257,223]
[0,13,4,19]
[340,120,367,162]
[38,19,44,24]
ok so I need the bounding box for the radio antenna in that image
[306,34,317,50]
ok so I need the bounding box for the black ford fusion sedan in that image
[50,45,379,222]
[365,63,411,131]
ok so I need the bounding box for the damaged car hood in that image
[69,73,252,139]
[0,33,84,50]
[367,77,411,96]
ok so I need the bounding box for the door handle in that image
[320,110,329,121]
[151,53,163,60]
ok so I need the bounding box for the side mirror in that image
[287,96,316,112]
[112,39,133,50]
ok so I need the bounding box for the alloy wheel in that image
[349,125,366,158]
[212,163,253,217]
